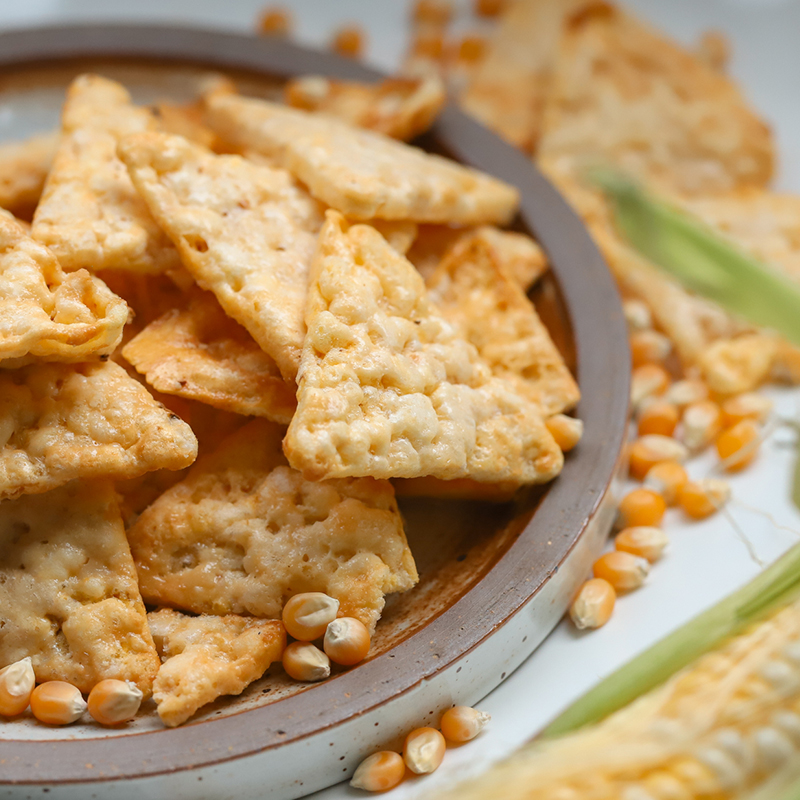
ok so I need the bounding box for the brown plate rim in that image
[0,23,630,785]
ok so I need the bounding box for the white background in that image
[2,1,800,797]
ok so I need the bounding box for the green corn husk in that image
[590,168,800,348]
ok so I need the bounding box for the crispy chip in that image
[148,609,285,727]
[203,92,519,225]
[427,233,579,415]
[129,419,418,633]
[0,131,58,219]
[284,74,446,141]
[118,130,324,381]
[0,481,159,693]
[31,74,180,274]
[0,210,128,365]
[154,101,217,150]
[0,361,198,500]
[284,211,563,483]
[538,2,774,193]
[123,291,296,423]
[368,219,419,256]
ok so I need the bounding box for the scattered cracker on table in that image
[0,210,128,365]
[0,481,159,694]
[203,91,520,225]
[123,290,296,423]
[148,608,286,727]
[0,131,59,220]
[31,74,181,274]
[283,210,563,483]
[0,361,198,500]
[119,130,324,381]
[128,418,418,633]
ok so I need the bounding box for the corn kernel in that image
[404,727,446,774]
[637,401,679,438]
[716,420,760,471]
[282,642,330,682]
[665,378,709,409]
[456,35,487,63]
[618,488,667,528]
[87,679,142,726]
[569,578,616,630]
[332,26,365,59]
[0,657,35,717]
[628,435,688,481]
[440,706,491,743]
[350,751,406,792]
[630,330,671,368]
[678,478,731,520]
[644,460,688,506]
[721,393,772,428]
[623,299,652,332]
[323,618,371,666]
[409,32,445,60]
[593,551,649,592]
[615,526,669,563]
[282,592,340,641]
[413,0,453,25]
[30,681,86,725]
[631,365,670,411]
[475,0,508,17]
[546,414,583,452]
[257,7,291,36]
[681,400,722,452]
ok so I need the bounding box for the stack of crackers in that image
[0,69,578,727]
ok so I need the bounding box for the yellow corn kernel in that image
[441,706,491,743]
[637,401,679,438]
[350,751,406,792]
[87,679,142,726]
[30,681,87,725]
[631,329,672,368]
[721,392,772,428]
[678,478,731,520]
[332,26,365,59]
[257,7,291,36]
[628,435,688,481]
[475,0,508,18]
[282,641,331,682]
[409,31,445,60]
[282,592,340,641]
[644,460,688,506]
[681,400,722,452]
[631,365,670,411]
[0,657,35,717]
[569,578,616,630]
[413,0,453,25]
[665,378,709,409]
[546,414,584,452]
[623,298,652,332]
[593,551,650,592]
[615,527,669,563]
[456,35,487,63]
[716,420,760,472]
[618,488,667,529]
[404,727,446,774]
[323,618,371,666]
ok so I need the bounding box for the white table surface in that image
[4,1,800,797]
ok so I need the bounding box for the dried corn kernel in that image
[409,32,445,60]
[716,420,760,471]
[87,680,142,726]
[455,35,487,64]
[475,0,508,17]
[678,478,731,520]
[30,681,86,725]
[413,0,453,25]
[623,299,652,332]
[631,365,670,411]
[721,393,773,428]
[0,657,35,717]
[282,593,340,641]
[665,378,709,409]
[615,527,669,563]
[681,400,722,452]
[593,551,649,592]
[257,7,291,36]
[637,401,679,438]
[332,26,365,59]
[350,751,406,792]
[644,461,688,506]
[441,706,491,743]
[618,488,666,529]
[404,727,446,774]
[282,642,330,682]
[323,618,370,666]
[569,579,616,630]
[630,330,671,368]
[546,414,583,452]
[628,435,688,481]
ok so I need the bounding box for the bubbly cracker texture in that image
[148,609,285,727]
[123,291,296,423]
[427,233,579,416]
[204,92,519,225]
[129,419,417,632]
[0,210,128,364]
[31,74,180,273]
[0,481,159,693]
[119,131,324,381]
[0,130,58,218]
[284,212,563,483]
[0,361,198,500]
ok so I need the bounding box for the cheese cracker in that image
[0,130,58,219]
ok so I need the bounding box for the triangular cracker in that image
[0,481,159,694]
[203,92,519,225]
[283,211,563,484]
[0,361,198,500]
[427,232,579,416]
[0,210,128,365]
[123,290,296,423]
[0,130,58,219]
[128,418,418,633]
[118,130,324,381]
[148,609,285,727]
[31,74,180,274]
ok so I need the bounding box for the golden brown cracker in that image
[0,131,58,220]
